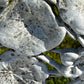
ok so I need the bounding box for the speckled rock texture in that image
[56,0,84,47]
[57,0,84,35]
[1,0,84,84]
[0,50,49,84]
[0,0,66,83]
[0,0,8,7]
[0,0,66,56]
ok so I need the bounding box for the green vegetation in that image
[0,34,80,84]
[0,3,81,84]
[44,34,81,84]
[46,77,69,84]
[0,47,8,54]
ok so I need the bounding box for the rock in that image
[0,49,49,84]
[0,0,66,56]
[0,0,8,7]
[67,78,84,84]
[57,0,84,35]
[47,0,57,4]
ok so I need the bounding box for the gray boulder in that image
[0,0,66,56]
[0,49,49,84]
[57,0,84,35]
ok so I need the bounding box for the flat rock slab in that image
[0,0,66,56]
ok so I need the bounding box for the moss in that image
[0,47,8,54]
[53,6,59,15]
[46,77,54,84]
[0,4,81,84]
[46,77,70,84]
[57,34,81,49]
[44,34,81,84]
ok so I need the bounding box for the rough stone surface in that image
[1,0,84,84]
[0,0,8,7]
[57,0,84,35]
[52,48,84,82]
[0,0,66,56]
[0,50,49,84]
[67,78,84,84]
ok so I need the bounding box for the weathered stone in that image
[0,0,8,7]
[0,50,49,84]
[57,0,84,35]
[67,78,84,84]
[52,48,84,79]
[0,0,66,56]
